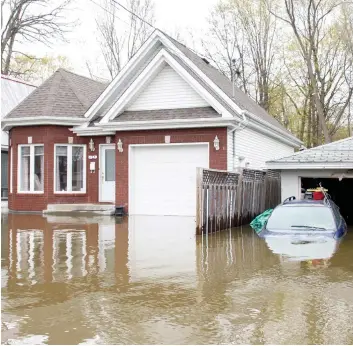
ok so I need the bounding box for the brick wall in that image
[115,127,227,213]
[9,126,227,212]
[8,126,108,211]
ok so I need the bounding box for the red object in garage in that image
[313,191,325,200]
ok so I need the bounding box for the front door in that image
[100,145,116,202]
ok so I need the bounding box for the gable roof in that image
[266,136,353,169]
[80,30,299,146]
[1,75,36,118]
[4,69,107,120]
[163,32,290,134]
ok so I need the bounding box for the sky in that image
[18,0,218,80]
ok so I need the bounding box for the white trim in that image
[100,49,230,123]
[83,32,160,120]
[2,117,86,131]
[99,144,115,202]
[17,144,44,194]
[266,162,353,170]
[10,147,13,193]
[54,144,87,194]
[72,118,238,136]
[128,142,210,215]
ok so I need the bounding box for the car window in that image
[266,205,336,230]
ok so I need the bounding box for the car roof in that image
[281,199,327,207]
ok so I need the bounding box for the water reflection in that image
[264,235,340,262]
[1,213,353,345]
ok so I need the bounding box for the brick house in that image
[2,30,302,216]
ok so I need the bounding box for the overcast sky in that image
[21,0,218,80]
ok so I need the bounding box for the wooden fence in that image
[196,168,281,235]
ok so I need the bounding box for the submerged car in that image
[257,198,347,240]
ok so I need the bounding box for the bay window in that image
[18,145,44,193]
[54,145,86,193]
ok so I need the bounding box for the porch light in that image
[213,136,220,151]
[117,138,123,153]
[89,138,95,152]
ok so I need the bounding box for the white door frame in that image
[128,142,210,215]
[99,144,116,202]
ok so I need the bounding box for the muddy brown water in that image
[1,213,353,345]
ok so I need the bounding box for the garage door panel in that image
[130,144,209,216]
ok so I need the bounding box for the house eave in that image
[266,162,353,170]
[2,117,86,131]
[72,118,237,135]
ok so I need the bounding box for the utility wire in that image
[110,0,156,29]
[88,0,209,62]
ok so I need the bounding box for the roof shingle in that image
[5,69,107,119]
[115,107,220,122]
[267,137,353,164]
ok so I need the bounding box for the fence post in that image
[196,168,203,235]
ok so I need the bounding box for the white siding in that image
[227,129,234,171]
[234,127,294,170]
[127,64,209,111]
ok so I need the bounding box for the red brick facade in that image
[115,128,228,213]
[8,125,227,212]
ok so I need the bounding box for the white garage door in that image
[129,144,209,216]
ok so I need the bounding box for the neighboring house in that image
[266,136,353,223]
[1,75,36,200]
[2,30,301,216]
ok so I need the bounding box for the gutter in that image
[2,117,86,131]
[266,162,353,170]
[72,117,240,135]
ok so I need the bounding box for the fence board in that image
[196,168,281,234]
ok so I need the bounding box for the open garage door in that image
[301,177,353,225]
[129,144,209,216]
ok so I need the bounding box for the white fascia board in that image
[266,162,353,170]
[83,32,160,120]
[100,49,229,124]
[70,127,115,136]
[98,117,236,131]
[1,144,8,151]
[2,117,86,131]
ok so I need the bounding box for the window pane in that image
[56,146,67,191]
[72,146,84,191]
[20,146,30,191]
[34,146,44,191]
[105,149,115,181]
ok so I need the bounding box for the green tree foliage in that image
[9,54,71,84]
[203,0,353,146]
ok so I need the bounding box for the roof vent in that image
[202,57,210,64]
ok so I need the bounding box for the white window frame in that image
[54,144,87,194]
[17,144,44,194]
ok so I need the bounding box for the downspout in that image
[229,110,249,171]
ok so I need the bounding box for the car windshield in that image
[266,205,336,231]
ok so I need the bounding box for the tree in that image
[201,0,278,112]
[96,0,155,79]
[1,0,73,75]
[8,54,71,83]
[268,0,351,143]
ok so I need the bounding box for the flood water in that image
[1,213,353,345]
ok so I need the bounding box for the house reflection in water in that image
[6,214,129,288]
